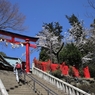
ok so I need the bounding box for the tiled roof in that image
[0,55,22,67]
[3,56,22,66]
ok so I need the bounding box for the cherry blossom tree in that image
[36,22,64,63]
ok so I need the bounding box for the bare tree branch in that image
[0,0,27,32]
[88,0,95,9]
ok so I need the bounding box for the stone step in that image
[25,74,65,95]
[0,70,37,95]
[0,70,66,95]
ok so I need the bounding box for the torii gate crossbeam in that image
[0,30,39,73]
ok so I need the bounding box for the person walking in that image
[15,62,22,84]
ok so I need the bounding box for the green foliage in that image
[39,48,49,61]
[51,65,62,78]
[68,66,74,76]
[78,83,95,94]
[59,43,82,66]
[51,69,62,78]
[79,67,84,78]
[88,63,95,78]
[81,40,94,56]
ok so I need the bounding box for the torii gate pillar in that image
[0,30,39,73]
[25,39,30,73]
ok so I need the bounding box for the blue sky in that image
[0,0,94,66]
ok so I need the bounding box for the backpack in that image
[16,63,21,69]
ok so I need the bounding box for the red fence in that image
[33,58,90,78]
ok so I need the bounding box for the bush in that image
[78,83,95,94]
[79,67,84,78]
[51,69,62,78]
[88,64,95,78]
[68,66,74,77]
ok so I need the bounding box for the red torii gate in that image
[0,30,39,73]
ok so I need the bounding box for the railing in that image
[23,71,59,95]
[32,66,91,95]
[0,79,8,95]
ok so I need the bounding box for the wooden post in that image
[26,39,30,73]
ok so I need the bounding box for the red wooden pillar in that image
[83,66,90,78]
[25,39,30,73]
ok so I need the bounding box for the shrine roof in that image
[0,30,39,42]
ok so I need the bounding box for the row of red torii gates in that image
[0,30,39,73]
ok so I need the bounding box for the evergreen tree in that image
[66,14,83,43]
[59,43,82,67]
[39,47,49,61]
[66,14,93,66]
